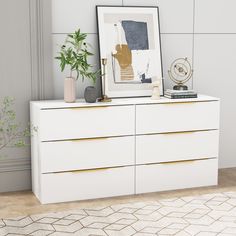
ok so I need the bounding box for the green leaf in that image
[54,28,100,80]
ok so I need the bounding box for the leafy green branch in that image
[0,97,34,152]
[55,29,100,84]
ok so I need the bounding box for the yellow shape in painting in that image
[113,44,134,81]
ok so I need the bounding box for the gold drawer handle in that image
[70,106,109,110]
[162,130,197,135]
[161,160,196,165]
[70,137,109,142]
[70,168,110,174]
[46,167,111,175]
[50,165,128,175]
[162,101,197,105]
[161,129,215,136]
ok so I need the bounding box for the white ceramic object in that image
[64,77,76,103]
[151,80,161,100]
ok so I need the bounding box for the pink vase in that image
[64,77,76,103]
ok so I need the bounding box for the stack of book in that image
[164,89,198,99]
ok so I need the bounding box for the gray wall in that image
[52,0,236,169]
[0,0,53,192]
[0,0,32,192]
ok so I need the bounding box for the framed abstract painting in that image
[96,6,163,98]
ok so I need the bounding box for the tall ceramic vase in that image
[64,77,76,103]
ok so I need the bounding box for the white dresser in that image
[30,95,220,204]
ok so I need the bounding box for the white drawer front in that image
[40,166,135,204]
[136,159,218,194]
[136,101,220,134]
[40,136,135,173]
[39,105,135,141]
[136,130,219,164]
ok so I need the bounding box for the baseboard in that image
[0,169,31,192]
[0,158,31,192]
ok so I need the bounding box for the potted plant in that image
[55,29,99,103]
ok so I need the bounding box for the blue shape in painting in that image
[121,21,149,50]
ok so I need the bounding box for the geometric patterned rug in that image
[1,192,236,236]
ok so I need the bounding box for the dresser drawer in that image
[40,166,135,204]
[136,130,219,164]
[136,101,220,134]
[39,105,135,141]
[40,136,135,173]
[136,159,218,194]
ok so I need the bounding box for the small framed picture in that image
[96,6,163,98]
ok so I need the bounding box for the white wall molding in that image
[30,0,54,100]
[0,158,31,173]
[30,0,42,100]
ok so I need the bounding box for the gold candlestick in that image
[98,58,112,102]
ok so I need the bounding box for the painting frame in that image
[96,5,164,98]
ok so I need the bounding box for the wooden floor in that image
[0,168,236,219]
